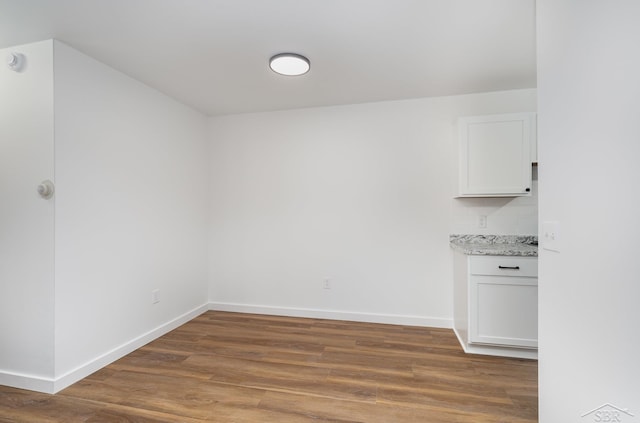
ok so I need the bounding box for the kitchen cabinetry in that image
[457,113,536,197]
[453,252,538,359]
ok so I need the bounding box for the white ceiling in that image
[0,0,536,116]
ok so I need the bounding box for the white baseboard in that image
[208,302,452,329]
[52,303,208,393]
[1,303,452,394]
[453,327,538,360]
[0,371,55,394]
[0,303,208,394]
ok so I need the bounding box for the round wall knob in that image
[37,180,55,199]
[7,52,25,72]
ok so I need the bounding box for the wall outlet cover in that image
[542,221,560,252]
[478,215,487,228]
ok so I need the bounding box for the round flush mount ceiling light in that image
[269,53,310,76]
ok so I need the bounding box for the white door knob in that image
[37,180,55,199]
[7,52,25,72]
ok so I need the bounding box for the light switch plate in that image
[542,221,560,252]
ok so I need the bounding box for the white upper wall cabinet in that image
[457,113,536,197]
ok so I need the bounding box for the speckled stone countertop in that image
[450,234,538,256]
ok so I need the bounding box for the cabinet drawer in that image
[470,256,538,277]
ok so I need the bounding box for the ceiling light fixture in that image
[269,53,310,76]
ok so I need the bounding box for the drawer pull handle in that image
[498,265,520,270]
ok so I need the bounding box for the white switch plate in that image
[542,221,560,252]
[478,215,487,228]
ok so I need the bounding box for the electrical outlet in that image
[152,289,160,304]
[478,215,487,228]
[323,279,331,290]
[542,221,560,252]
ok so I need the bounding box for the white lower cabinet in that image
[470,274,538,348]
[453,252,538,358]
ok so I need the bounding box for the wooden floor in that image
[0,311,537,422]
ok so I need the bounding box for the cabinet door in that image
[469,276,538,348]
[458,113,535,197]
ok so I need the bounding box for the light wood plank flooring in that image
[0,311,537,422]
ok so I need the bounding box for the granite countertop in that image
[450,234,538,257]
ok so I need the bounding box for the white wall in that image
[52,41,209,387]
[451,168,538,235]
[0,40,55,389]
[208,89,537,326]
[538,1,640,421]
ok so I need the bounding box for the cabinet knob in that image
[525,187,531,192]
